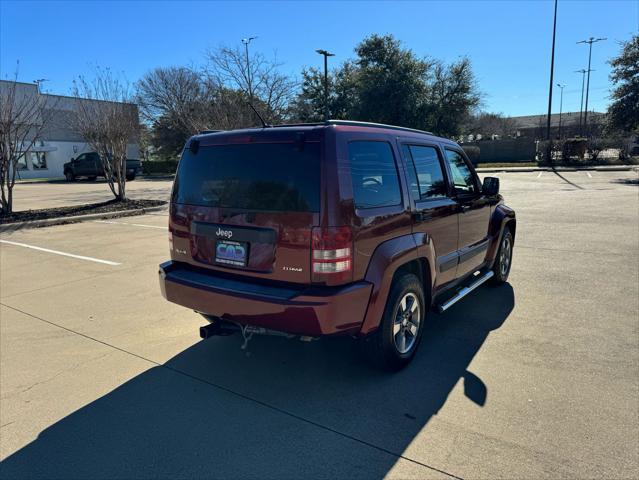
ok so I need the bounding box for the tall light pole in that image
[574,68,593,136]
[545,0,558,142]
[577,37,606,133]
[556,83,565,139]
[316,49,335,121]
[242,36,258,102]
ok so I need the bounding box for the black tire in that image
[126,173,135,181]
[364,273,426,371]
[65,170,75,182]
[490,227,513,285]
[87,176,97,181]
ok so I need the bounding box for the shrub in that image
[142,160,178,175]
[536,140,560,165]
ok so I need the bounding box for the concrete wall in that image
[466,139,537,163]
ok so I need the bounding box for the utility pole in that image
[574,68,593,136]
[242,36,258,102]
[556,83,565,139]
[316,49,335,121]
[577,37,606,133]
[545,0,558,142]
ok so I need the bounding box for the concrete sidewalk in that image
[476,164,638,173]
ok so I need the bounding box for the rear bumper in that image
[159,261,373,336]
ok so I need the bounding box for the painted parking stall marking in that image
[93,220,166,230]
[0,240,121,266]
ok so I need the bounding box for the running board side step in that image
[436,270,494,313]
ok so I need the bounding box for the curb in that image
[476,165,638,173]
[0,205,167,234]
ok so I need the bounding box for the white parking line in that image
[586,171,593,178]
[536,171,543,178]
[0,240,121,266]
[94,220,166,230]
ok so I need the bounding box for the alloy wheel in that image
[393,292,421,354]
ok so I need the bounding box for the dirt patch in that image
[0,199,166,224]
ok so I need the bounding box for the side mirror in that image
[482,176,500,196]
[70,157,75,162]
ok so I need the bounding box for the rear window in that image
[348,141,401,209]
[172,142,320,212]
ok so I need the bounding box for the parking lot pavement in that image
[1,170,638,478]
[11,178,174,211]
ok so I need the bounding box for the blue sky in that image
[1,0,637,117]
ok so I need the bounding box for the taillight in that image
[312,226,353,283]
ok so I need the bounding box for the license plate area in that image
[214,240,249,267]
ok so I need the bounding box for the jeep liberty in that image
[159,120,516,370]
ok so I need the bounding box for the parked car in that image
[159,120,516,370]
[63,153,141,181]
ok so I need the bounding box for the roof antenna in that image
[248,103,270,128]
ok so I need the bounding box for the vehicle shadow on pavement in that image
[0,284,514,479]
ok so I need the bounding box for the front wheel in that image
[364,273,426,371]
[65,171,75,182]
[491,227,513,284]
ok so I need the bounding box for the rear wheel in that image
[126,173,135,181]
[491,227,513,284]
[65,170,75,182]
[364,273,426,371]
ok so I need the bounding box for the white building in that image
[0,81,139,180]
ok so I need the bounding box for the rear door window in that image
[172,142,320,212]
[348,141,401,209]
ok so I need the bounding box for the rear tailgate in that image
[169,135,321,285]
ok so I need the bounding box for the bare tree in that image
[205,45,296,122]
[71,68,138,201]
[136,66,217,135]
[136,66,265,158]
[0,68,56,214]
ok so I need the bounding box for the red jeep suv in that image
[159,120,516,370]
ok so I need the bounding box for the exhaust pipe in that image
[199,321,240,339]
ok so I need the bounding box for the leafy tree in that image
[150,114,190,160]
[291,34,481,137]
[607,35,639,134]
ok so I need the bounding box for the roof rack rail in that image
[199,130,223,135]
[325,120,434,136]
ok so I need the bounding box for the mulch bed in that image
[0,199,166,224]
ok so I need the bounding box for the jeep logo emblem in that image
[216,227,233,239]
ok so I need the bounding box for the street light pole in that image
[574,68,593,136]
[316,49,335,121]
[577,37,606,133]
[545,0,558,142]
[242,36,258,102]
[556,83,565,139]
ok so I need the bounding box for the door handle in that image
[460,204,471,213]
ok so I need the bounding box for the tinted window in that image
[348,141,401,209]
[405,145,446,199]
[444,149,477,194]
[172,142,320,212]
